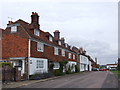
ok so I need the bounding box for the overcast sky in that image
[0,0,118,65]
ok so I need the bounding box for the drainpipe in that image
[28,39,31,79]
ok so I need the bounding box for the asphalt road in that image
[21,71,118,88]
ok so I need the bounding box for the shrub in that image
[42,72,54,78]
[29,73,42,80]
[59,60,68,73]
[29,72,54,80]
[49,63,54,71]
[0,62,12,67]
[53,69,63,76]
[75,65,80,73]
[117,65,120,71]
[66,65,72,74]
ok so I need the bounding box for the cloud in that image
[67,36,118,64]
[0,1,118,65]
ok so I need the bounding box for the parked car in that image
[92,68,99,71]
[102,68,106,71]
[110,68,116,71]
[99,68,103,71]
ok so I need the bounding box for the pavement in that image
[2,71,119,88]
[2,76,61,88]
[2,72,87,89]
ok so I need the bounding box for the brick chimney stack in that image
[31,12,40,29]
[54,30,60,39]
[61,37,65,44]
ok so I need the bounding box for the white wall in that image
[107,65,117,69]
[80,55,91,71]
[68,61,77,72]
[29,57,48,75]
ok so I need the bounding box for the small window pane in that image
[49,36,53,42]
[62,49,65,56]
[54,47,58,55]
[36,60,44,68]
[37,42,44,52]
[11,26,17,33]
[69,53,71,59]
[34,29,39,36]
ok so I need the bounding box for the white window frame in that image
[11,26,17,33]
[54,47,58,55]
[53,62,60,69]
[65,43,68,48]
[34,29,39,36]
[37,42,44,52]
[62,49,65,56]
[69,53,71,59]
[36,60,44,68]
[49,36,53,42]
[59,41,61,45]
[73,54,75,59]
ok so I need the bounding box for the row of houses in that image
[1,12,97,79]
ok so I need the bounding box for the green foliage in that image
[49,63,54,71]
[75,65,80,73]
[29,72,54,80]
[59,60,68,73]
[112,71,120,79]
[53,69,64,76]
[117,65,120,71]
[66,65,72,74]
[0,62,12,67]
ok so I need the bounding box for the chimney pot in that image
[54,30,60,39]
[61,37,65,45]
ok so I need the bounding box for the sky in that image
[0,0,118,65]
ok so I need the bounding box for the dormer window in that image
[11,26,17,33]
[59,41,61,45]
[65,43,68,48]
[34,29,39,36]
[49,36,53,42]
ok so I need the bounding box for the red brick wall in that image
[2,34,28,59]
[30,40,77,62]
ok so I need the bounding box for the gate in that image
[2,65,21,82]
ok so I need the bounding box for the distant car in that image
[110,68,116,71]
[99,68,103,71]
[92,68,99,71]
[102,69,106,71]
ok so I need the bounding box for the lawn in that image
[111,71,120,79]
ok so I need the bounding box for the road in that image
[21,71,118,88]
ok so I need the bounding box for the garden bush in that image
[53,69,64,76]
[75,65,80,73]
[0,62,12,67]
[29,72,54,80]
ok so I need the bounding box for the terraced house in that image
[2,12,94,79]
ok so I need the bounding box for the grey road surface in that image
[21,71,118,88]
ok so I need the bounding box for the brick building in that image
[2,12,94,79]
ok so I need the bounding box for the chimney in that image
[31,12,40,29]
[79,47,83,53]
[95,58,97,64]
[61,37,65,44]
[54,30,60,39]
[7,21,13,25]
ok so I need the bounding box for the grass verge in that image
[111,70,120,79]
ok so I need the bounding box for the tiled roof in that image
[13,19,78,54]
